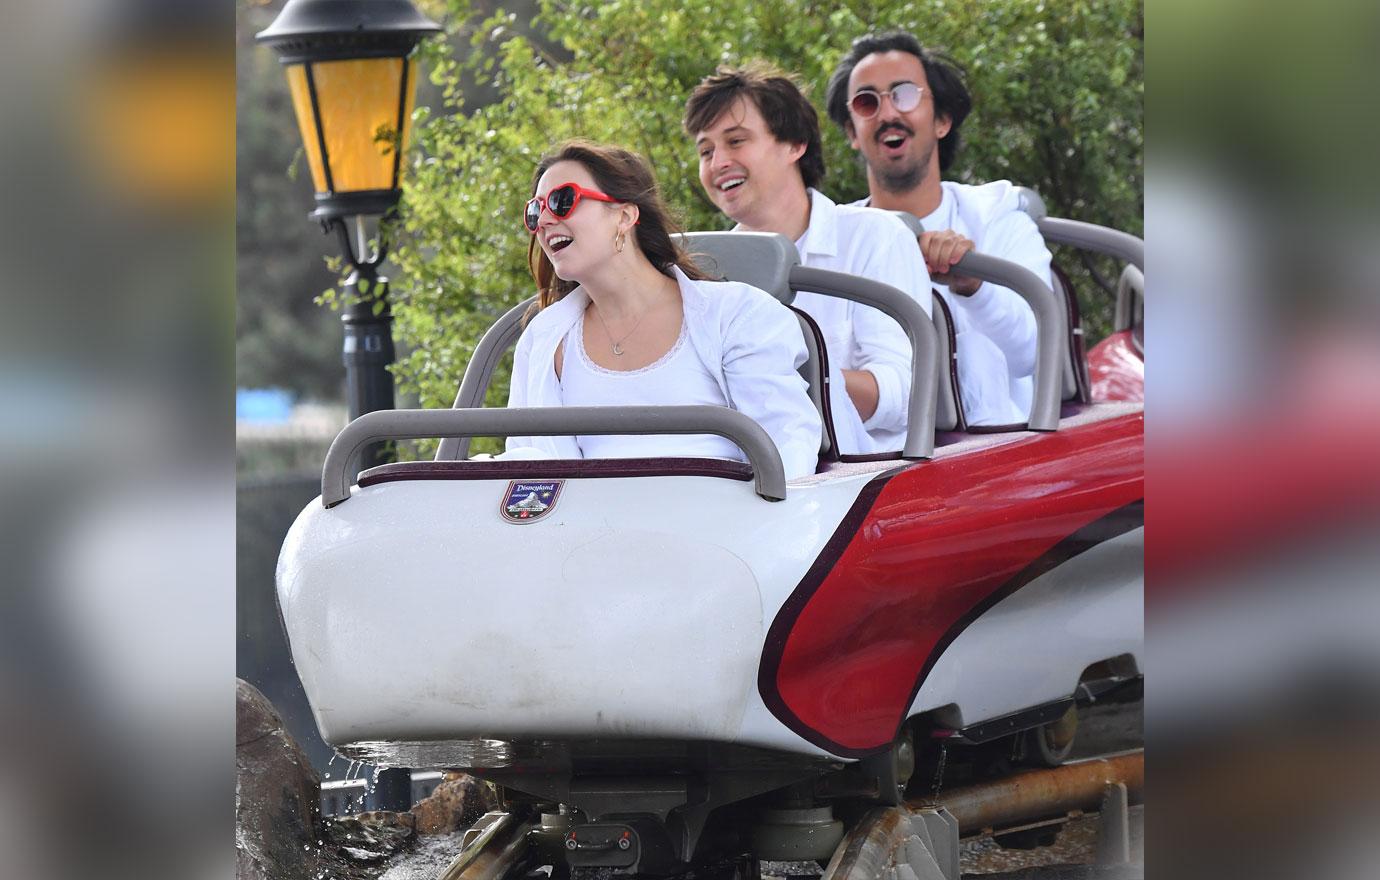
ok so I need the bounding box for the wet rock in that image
[356,810,417,835]
[379,832,469,880]
[411,773,498,835]
[343,846,387,864]
[235,679,321,880]
[327,811,416,860]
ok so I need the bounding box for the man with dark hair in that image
[686,64,922,452]
[685,64,1022,448]
[826,31,1046,418]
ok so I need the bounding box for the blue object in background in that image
[236,388,295,423]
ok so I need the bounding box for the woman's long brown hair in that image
[526,140,709,311]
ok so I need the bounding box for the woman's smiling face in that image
[532,160,623,281]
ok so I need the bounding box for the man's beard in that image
[872,140,935,194]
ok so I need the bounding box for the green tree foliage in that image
[391,0,1142,430]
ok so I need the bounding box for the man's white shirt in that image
[792,189,1026,451]
[790,189,928,452]
[854,180,1046,420]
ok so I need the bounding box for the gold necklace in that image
[591,302,646,356]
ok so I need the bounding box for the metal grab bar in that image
[436,297,535,461]
[787,265,939,458]
[947,250,1067,432]
[1018,185,1143,271]
[678,230,939,456]
[323,405,788,507]
[436,233,943,460]
[1115,264,1144,334]
[1036,217,1144,273]
[890,212,1066,432]
[1016,186,1144,272]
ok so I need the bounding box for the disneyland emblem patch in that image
[500,479,564,523]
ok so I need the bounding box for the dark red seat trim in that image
[358,457,756,488]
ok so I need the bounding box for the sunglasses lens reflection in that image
[893,83,921,112]
[850,91,880,117]
[524,198,541,231]
[549,185,577,217]
[850,85,922,118]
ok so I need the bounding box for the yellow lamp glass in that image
[80,50,236,207]
[285,56,419,195]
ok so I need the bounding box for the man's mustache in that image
[875,122,914,142]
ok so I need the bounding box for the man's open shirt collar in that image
[795,188,839,259]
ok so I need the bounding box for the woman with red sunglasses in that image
[503,140,821,480]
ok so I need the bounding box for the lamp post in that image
[257,0,441,814]
[256,0,441,447]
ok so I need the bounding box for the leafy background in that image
[388,0,1142,454]
[238,1,1141,416]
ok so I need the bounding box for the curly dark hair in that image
[683,62,825,190]
[825,30,972,172]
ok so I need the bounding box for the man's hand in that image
[919,230,982,296]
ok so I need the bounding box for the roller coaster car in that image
[276,198,1144,872]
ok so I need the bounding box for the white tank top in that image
[558,314,743,462]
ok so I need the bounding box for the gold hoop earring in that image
[615,229,626,253]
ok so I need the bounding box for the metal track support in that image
[917,750,1143,836]
[1094,782,1131,866]
[439,811,533,880]
[821,806,959,880]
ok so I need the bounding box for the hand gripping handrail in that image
[324,405,788,507]
[436,297,536,462]
[786,266,939,458]
[889,211,1066,432]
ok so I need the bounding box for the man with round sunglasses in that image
[826,30,1049,420]
[685,63,1023,449]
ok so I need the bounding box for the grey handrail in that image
[949,251,1067,432]
[1115,265,1144,334]
[1016,187,1049,221]
[436,296,536,461]
[323,405,788,507]
[436,234,943,460]
[1036,217,1144,273]
[1013,186,1144,272]
[890,211,1065,432]
[787,266,938,458]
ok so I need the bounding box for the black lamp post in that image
[257,0,441,444]
[257,0,441,814]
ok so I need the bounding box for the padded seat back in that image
[930,292,965,432]
[788,307,839,458]
[677,230,948,456]
[1051,265,1092,403]
[675,232,836,457]
[673,231,797,303]
[1015,186,1091,403]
